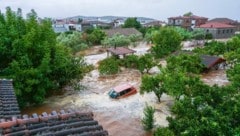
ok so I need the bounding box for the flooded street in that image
[22,69,173,136]
[201,69,229,86]
[21,42,229,136]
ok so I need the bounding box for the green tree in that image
[57,31,88,54]
[162,71,190,100]
[101,34,131,47]
[141,104,155,131]
[98,57,119,75]
[138,54,157,74]
[205,33,213,40]
[144,28,159,43]
[183,12,193,16]
[167,84,240,136]
[141,34,240,136]
[0,8,88,107]
[123,17,142,30]
[151,27,182,58]
[193,40,227,55]
[121,54,139,68]
[154,127,174,136]
[191,29,206,41]
[140,74,165,102]
[227,63,240,88]
[128,34,143,44]
[173,27,192,41]
[86,28,106,45]
[166,54,204,74]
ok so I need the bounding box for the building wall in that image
[201,28,236,39]
[168,19,182,26]
[169,18,208,30]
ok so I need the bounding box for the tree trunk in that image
[156,95,161,102]
[155,93,161,102]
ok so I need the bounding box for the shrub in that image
[101,34,131,47]
[138,54,156,73]
[98,57,119,75]
[153,127,174,136]
[121,55,139,68]
[141,104,155,131]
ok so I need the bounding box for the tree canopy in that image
[0,7,88,107]
[101,34,131,47]
[142,35,240,135]
[151,27,182,58]
[122,17,142,30]
[57,31,88,54]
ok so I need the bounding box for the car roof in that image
[113,84,133,93]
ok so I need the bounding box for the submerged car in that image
[108,84,137,99]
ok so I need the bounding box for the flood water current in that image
[21,43,229,136]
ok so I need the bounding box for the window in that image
[226,29,229,33]
[218,30,221,34]
[231,29,233,33]
[119,88,131,96]
[206,29,209,33]
[222,30,225,34]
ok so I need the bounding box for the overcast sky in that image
[0,0,239,21]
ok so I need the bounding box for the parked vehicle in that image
[108,84,137,99]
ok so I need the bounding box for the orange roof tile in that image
[197,22,236,28]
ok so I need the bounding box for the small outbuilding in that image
[201,55,226,70]
[107,47,136,58]
[172,51,227,71]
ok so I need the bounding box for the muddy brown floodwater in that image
[21,42,230,136]
[21,69,173,136]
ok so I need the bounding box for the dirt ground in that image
[21,42,229,136]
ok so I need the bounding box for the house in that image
[195,22,236,39]
[207,18,240,32]
[103,28,142,37]
[0,79,108,135]
[52,19,82,33]
[168,14,208,30]
[142,20,166,27]
[137,17,155,25]
[113,18,126,28]
[81,20,114,31]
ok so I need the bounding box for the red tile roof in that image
[208,18,237,25]
[197,22,236,28]
[0,109,108,135]
[107,47,136,56]
[191,15,208,20]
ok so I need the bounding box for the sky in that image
[0,0,239,21]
